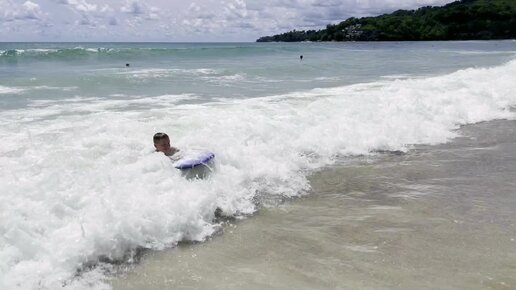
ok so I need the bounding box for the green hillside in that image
[256,0,516,42]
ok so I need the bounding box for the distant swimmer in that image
[126,63,130,67]
[153,132,179,157]
[300,55,303,61]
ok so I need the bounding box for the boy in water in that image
[153,132,179,156]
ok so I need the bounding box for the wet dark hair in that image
[153,132,169,144]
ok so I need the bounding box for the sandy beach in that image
[112,119,516,289]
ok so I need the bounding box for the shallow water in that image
[112,119,516,290]
[1,41,516,289]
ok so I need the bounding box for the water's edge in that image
[111,118,516,290]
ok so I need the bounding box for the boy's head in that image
[153,132,171,154]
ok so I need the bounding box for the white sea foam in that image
[442,50,516,55]
[0,85,76,95]
[118,68,172,78]
[30,49,59,53]
[30,86,78,91]
[114,68,220,79]
[0,60,515,289]
[0,94,195,123]
[196,68,218,75]
[380,74,418,80]
[314,76,340,81]
[202,73,247,85]
[0,85,25,94]
[0,49,59,56]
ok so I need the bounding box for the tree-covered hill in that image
[256,0,516,42]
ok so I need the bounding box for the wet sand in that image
[112,119,516,290]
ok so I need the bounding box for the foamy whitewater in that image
[0,41,515,289]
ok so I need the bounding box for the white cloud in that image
[121,0,145,15]
[75,16,95,26]
[65,0,97,12]
[149,6,160,20]
[121,0,160,20]
[1,0,457,41]
[187,3,201,13]
[0,0,46,21]
[100,4,112,13]
[23,1,45,19]
[52,0,118,30]
[224,0,248,20]
[109,17,118,26]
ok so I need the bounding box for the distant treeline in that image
[256,0,516,42]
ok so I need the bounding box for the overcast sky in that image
[1,0,455,42]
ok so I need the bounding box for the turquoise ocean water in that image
[1,41,516,289]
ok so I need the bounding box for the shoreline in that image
[2,41,514,289]
[111,118,516,289]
